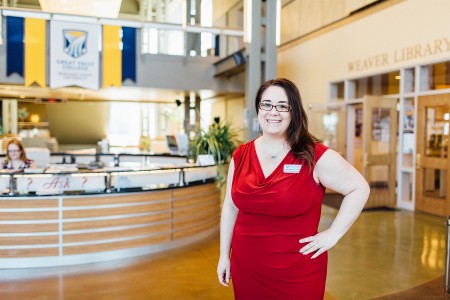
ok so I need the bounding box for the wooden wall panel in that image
[0,248,59,258]
[63,212,171,231]
[0,235,59,246]
[171,183,217,199]
[0,211,58,221]
[63,191,171,207]
[172,202,219,220]
[172,217,219,240]
[0,199,58,209]
[0,183,221,266]
[172,193,219,209]
[63,201,170,219]
[172,209,220,230]
[63,233,171,255]
[0,223,58,233]
[63,223,170,243]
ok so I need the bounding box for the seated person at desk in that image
[2,139,36,170]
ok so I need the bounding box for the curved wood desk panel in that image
[0,183,220,268]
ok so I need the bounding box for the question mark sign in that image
[27,178,33,189]
[82,177,87,189]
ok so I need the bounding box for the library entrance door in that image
[416,94,450,217]
[362,96,398,209]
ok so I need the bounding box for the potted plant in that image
[18,107,29,122]
[190,121,241,187]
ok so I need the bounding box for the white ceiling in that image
[39,0,123,18]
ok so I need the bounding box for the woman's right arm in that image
[217,158,239,287]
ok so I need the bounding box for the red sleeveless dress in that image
[231,140,328,300]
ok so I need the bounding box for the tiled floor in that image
[0,206,447,300]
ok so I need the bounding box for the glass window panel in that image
[403,68,415,93]
[330,82,344,102]
[425,106,449,158]
[402,150,413,167]
[423,168,447,199]
[402,97,415,166]
[421,61,450,91]
[386,71,401,95]
[322,112,338,150]
[226,35,244,57]
[0,16,3,45]
[353,107,363,173]
[401,172,413,202]
[108,103,141,146]
[432,62,450,90]
[200,32,214,57]
[368,165,389,189]
[355,71,400,98]
[371,108,391,155]
[403,98,414,132]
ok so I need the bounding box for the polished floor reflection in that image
[0,206,447,300]
[321,207,447,299]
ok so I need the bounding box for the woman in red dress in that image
[217,78,370,299]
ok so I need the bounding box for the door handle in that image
[415,153,421,170]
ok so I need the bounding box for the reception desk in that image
[0,163,220,268]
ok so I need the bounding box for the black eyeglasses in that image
[258,102,291,112]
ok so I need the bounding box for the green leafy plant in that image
[190,121,241,186]
[18,107,29,121]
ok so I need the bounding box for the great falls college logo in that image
[63,30,87,59]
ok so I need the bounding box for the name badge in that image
[283,164,302,173]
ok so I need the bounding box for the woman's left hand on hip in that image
[299,230,341,258]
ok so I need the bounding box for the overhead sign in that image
[49,20,100,90]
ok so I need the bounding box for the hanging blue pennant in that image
[121,27,136,82]
[6,16,24,77]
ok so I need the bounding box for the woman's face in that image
[7,144,22,160]
[257,85,292,137]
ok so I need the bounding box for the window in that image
[108,102,141,146]
[330,81,344,102]
[421,61,450,91]
[351,71,400,98]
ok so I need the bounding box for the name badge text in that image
[283,164,302,173]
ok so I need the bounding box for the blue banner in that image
[6,16,24,77]
[121,27,136,82]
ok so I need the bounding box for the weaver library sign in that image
[348,37,450,73]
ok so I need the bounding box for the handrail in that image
[1,164,217,196]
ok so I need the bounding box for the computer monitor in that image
[177,134,189,156]
[166,135,178,154]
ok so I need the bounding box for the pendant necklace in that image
[261,142,289,159]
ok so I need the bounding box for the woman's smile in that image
[258,85,291,136]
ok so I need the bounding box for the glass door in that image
[346,104,363,173]
[363,96,398,208]
[416,94,450,216]
[310,106,346,156]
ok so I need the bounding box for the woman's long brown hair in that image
[5,139,29,163]
[255,78,319,170]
